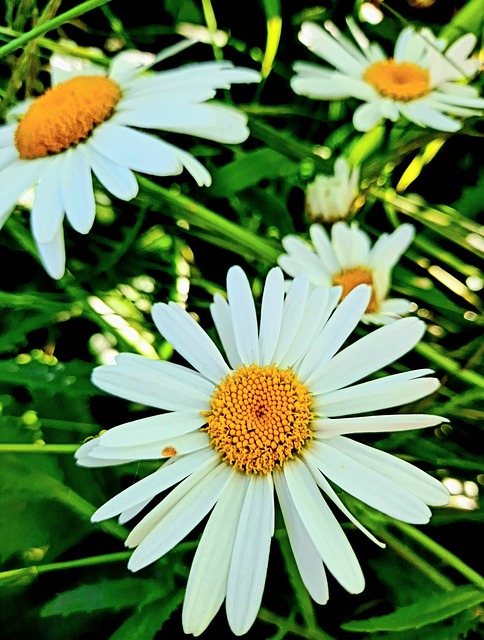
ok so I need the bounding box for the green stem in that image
[0,443,79,453]
[258,608,336,640]
[0,0,112,59]
[137,176,281,264]
[376,527,455,591]
[415,342,484,389]
[393,521,484,589]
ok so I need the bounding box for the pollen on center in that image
[333,267,378,313]
[205,364,313,474]
[363,59,430,102]
[15,75,122,159]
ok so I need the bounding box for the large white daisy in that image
[0,44,259,279]
[304,157,360,223]
[291,17,484,132]
[278,221,415,325]
[76,265,448,636]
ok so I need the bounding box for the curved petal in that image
[85,144,139,200]
[210,293,242,369]
[272,274,310,367]
[30,156,65,244]
[36,223,66,280]
[227,266,259,365]
[314,413,447,438]
[61,147,96,234]
[258,267,285,366]
[151,302,230,384]
[226,474,274,635]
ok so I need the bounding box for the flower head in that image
[76,265,448,636]
[305,157,360,223]
[0,44,259,279]
[291,17,484,132]
[278,221,415,324]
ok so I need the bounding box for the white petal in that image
[369,224,415,271]
[259,267,285,366]
[274,469,329,604]
[310,440,431,523]
[30,157,65,244]
[304,454,385,548]
[61,148,96,234]
[0,145,18,171]
[127,462,232,571]
[75,438,131,467]
[227,266,259,365]
[353,102,384,131]
[272,274,310,366]
[0,158,48,228]
[297,285,371,385]
[85,144,139,200]
[330,437,449,506]
[298,22,366,77]
[89,430,208,460]
[283,460,365,593]
[210,293,242,369]
[125,453,220,547]
[309,224,341,274]
[92,448,215,522]
[50,51,106,85]
[168,144,212,187]
[311,317,426,394]
[318,370,439,417]
[152,302,230,384]
[119,499,151,524]
[0,124,17,149]
[98,410,206,447]
[226,474,274,635]
[183,473,248,637]
[91,355,213,411]
[399,102,461,132]
[36,224,66,280]
[89,123,183,176]
[314,413,447,438]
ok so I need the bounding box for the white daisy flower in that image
[291,17,484,132]
[278,222,415,325]
[76,265,448,636]
[0,43,260,279]
[305,157,360,223]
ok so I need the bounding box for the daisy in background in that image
[0,41,260,280]
[291,17,484,132]
[278,222,415,325]
[305,157,360,223]
[76,265,448,636]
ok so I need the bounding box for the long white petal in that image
[127,462,232,571]
[0,158,48,228]
[297,285,370,385]
[310,440,432,523]
[272,275,309,366]
[330,437,449,506]
[283,459,365,593]
[317,370,439,417]
[210,293,242,369]
[227,266,259,365]
[36,223,66,280]
[314,413,447,438]
[62,147,96,234]
[311,317,426,394]
[89,430,208,460]
[92,448,215,522]
[183,473,248,637]
[152,302,230,384]
[30,157,65,244]
[226,474,274,636]
[85,144,139,200]
[274,469,329,604]
[259,267,285,366]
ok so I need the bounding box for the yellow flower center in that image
[205,364,313,475]
[14,75,122,159]
[363,59,430,102]
[333,267,378,313]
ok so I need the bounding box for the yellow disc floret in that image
[15,75,122,159]
[333,267,378,313]
[205,364,313,474]
[363,59,430,102]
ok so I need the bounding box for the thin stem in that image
[0,0,112,59]
[0,443,79,454]
[137,176,281,265]
[393,521,484,589]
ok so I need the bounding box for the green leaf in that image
[108,593,183,640]
[208,149,297,198]
[40,577,168,617]
[342,585,484,632]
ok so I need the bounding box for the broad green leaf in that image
[342,585,484,632]
[40,578,168,617]
[208,149,297,198]
[108,593,183,640]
